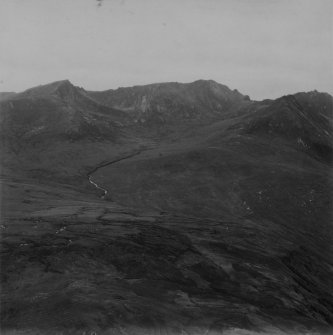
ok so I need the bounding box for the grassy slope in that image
[90,116,333,331]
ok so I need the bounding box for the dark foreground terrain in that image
[0,80,332,334]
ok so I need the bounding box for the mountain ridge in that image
[1,79,332,153]
[2,78,332,105]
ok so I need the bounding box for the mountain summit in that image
[20,79,95,104]
[22,79,74,95]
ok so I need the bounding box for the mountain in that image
[1,80,333,334]
[88,79,250,125]
[0,80,136,183]
[241,92,333,163]
[0,79,251,181]
[0,80,130,143]
[191,91,333,172]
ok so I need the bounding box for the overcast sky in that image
[0,0,332,99]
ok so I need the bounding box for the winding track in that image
[87,151,143,199]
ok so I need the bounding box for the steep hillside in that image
[241,92,333,162]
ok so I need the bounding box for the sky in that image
[0,0,332,100]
